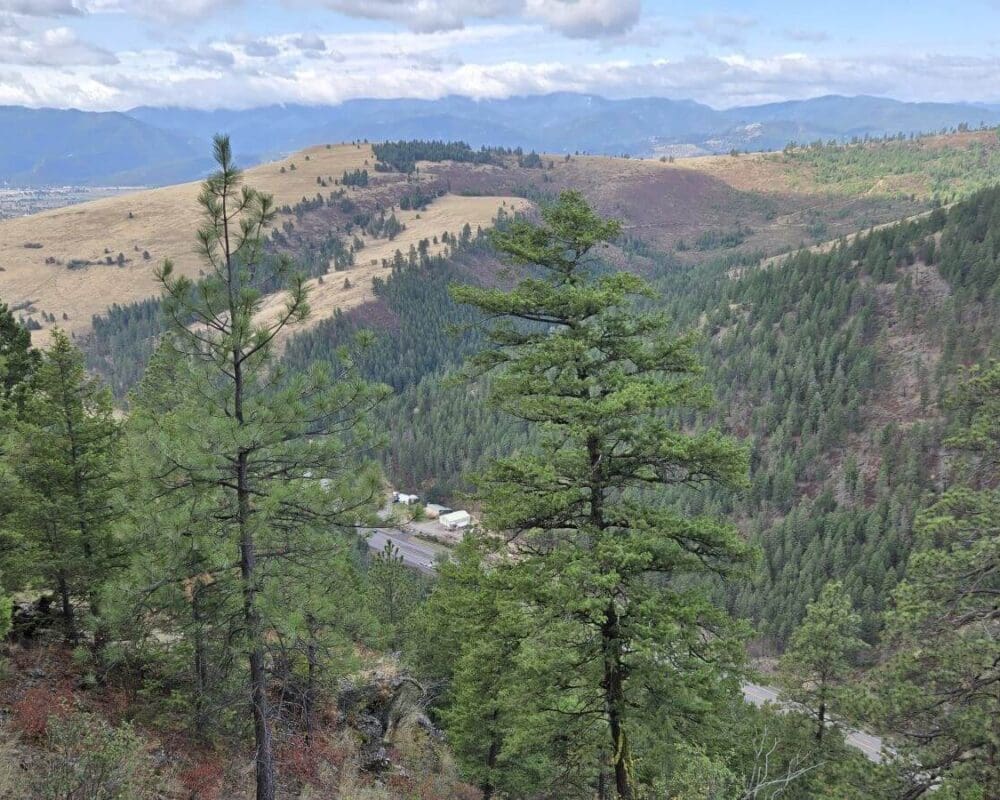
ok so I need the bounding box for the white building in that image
[439,510,472,530]
[393,492,419,505]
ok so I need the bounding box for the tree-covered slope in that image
[276,186,1000,647]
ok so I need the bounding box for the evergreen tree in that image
[780,581,864,743]
[0,302,37,628]
[410,537,571,799]
[876,362,1000,798]
[139,135,386,799]
[450,191,751,798]
[3,330,120,647]
[366,540,422,649]
[0,300,39,403]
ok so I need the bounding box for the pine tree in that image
[3,330,120,647]
[0,302,38,626]
[779,581,864,743]
[409,537,560,799]
[366,540,422,649]
[450,191,751,798]
[876,362,1000,798]
[0,300,39,403]
[138,135,386,799]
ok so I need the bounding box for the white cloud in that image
[0,24,116,66]
[173,42,235,68]
[318,0,639,37]
[0,13,24,33]
[291,32,326,51]
[3,12,1000,113]
[0,0,84,15]
[84,0,241,21]
[319,0,512,33]
[12,46,1000,112]
[526,0,639,38]
[244,39,279,58]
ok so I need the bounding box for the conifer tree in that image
[0,302,37,629]
[780,581,864,743]
[3,330,120,646]
[450,191,751,798]
[877,362,1000,798]
[0,300,39,403]
[366,540,422,649]
[137,135,386,800]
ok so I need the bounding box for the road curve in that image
[741,683,888,764]
[366,529,889,765]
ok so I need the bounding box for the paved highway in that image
[368,529,889,764]
[741,682,887,763]
[367,528,445,574]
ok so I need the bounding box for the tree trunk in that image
[986,736,1000,800]
[815,700,826,743]
[602,602,633,800]
[589,433,635,800]
[304,615,318,745]
[193,584,209,741]
[597,751,610,800]
[239,447,276,800]
[482,707,501,800]
[57,570,76,645]
[63,396,105,656]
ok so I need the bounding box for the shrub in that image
[177,757,223,800]
[12,684,75,739]
[32,712,160,799]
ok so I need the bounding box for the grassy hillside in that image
[5,128,998,390]
[0,143,526,349]
[682,129,1000,201]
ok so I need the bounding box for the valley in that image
[7,129,986,350]
[0,126,998,800]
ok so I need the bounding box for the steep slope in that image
[0,142,532,350]
[15,129,1000,363]
[0,144,375,346]
[277,184,1000,650]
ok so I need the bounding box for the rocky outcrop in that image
[337,669,441,773]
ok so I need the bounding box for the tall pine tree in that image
[4,330,120,647]
[450,191,751,798]
[137,135,386,799]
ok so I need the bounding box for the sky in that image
[2,0,1000,111]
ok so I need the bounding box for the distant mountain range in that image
[3,93,1000,187]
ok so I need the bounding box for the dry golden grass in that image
[672,150,816,194]
[0,143,375,347]
[257,193,531,346]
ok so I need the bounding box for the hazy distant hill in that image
[724,94,1000,140]
[125,93,1000,159]
[5,93,1000,186]
[0,106,213,187]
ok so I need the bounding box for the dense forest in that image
[0,138,997,800]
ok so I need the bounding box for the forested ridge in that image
[0,137,997,799]
[76,169,1000,644]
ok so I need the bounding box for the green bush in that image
[32,712,161,800]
